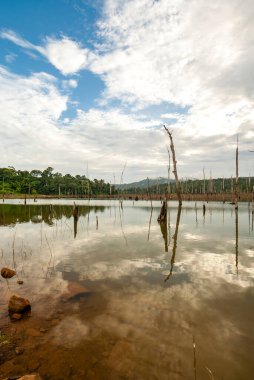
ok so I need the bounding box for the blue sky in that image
[0,0,253,182]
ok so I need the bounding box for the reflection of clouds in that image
[184,232,205,241]
[49,316,90,348]
[79,259,162,281]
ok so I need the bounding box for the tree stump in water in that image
[157,200,167,224]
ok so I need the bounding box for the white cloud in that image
[4,52,17,63]
[43,37,93,75]
[0,66,69,165]
[0,30,93,75]
[62,79,78,89]
[0,66,166,181]
[1,1,254,180]
[0,29,36,50]
[91,0,254,138]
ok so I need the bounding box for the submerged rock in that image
[63,281,92,301]
[18,375,42,380]
[8,295,31,315]
[1,267,16,279]
[11,313,23,320]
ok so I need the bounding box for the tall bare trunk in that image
[235,136,239,209]
[163,126,182,205]
[167,146,171,195]
[203,167,206,195]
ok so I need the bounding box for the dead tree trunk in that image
[167,146,171,196]
[235,136,239,209]
[163,126,182,205]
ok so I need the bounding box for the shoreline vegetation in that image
[1,192,254,202]
[1,166,253,203]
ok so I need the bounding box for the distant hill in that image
[115,177,174,190]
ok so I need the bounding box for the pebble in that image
[15,346,24,355]
[39,328,47,333]
[17,280,24,285]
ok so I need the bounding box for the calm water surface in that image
[0,199,253,380]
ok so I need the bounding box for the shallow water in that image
[0,199,253,379]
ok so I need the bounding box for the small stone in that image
[10,327,17,335]
[1,267,16,279]
[51,318,59,326]
[27,359,40,372]
[39,328,47,333]
[15,346,24,355]
[8,294,31,315]
[17,280,24,285]
[11,313,23,320]
[91,357,98,365]
[26,328,42,337]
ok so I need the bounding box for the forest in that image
[0,166,113,195]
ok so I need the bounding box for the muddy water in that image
[0,199,254,380]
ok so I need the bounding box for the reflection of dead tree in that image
[163,126,182,205]
[147,178,153,241]
[157,200,167,223]
[235,208,238,276]
[73,203,79,238]
[116,163,128,245]
[159,222,168,252]
[165,204,182,281]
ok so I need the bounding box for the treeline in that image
[121,177,254,195]
[0,167,115,195]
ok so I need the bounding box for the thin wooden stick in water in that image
[193,335,197,380]
[205,366,215,380]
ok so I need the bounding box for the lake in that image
[0,199,253,379]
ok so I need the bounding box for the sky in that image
[0,0,253,183]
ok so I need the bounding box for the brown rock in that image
[11,313,23,320]
[63,281,91,300]
[17,280,24,285]
[1,267,16,279]
[8,294,31,315]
